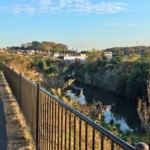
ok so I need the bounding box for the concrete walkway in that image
[0,76,33,150]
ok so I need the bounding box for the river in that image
[66,81,144,134]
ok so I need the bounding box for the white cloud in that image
[24,4,36,13]
[106,22,137,26]
[11,5,23,14]
[7,4,36,14]
[39,0,51,12]
[0,0,128,14]
[40,0,51,6]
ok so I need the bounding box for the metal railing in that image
[0,62,149,150]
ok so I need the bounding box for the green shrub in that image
[45,66,58,74]
[127,55,150,98]
[46,58,55,66]
[37,60,45,70]
[110,119,114,125]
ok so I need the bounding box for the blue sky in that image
[0,0,150,51]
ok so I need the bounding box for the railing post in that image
[36,83,40,150]
[135,142,149,150]
[11,68,14,97]
[20,72,22,110]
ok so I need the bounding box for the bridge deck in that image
[0,76,34,150]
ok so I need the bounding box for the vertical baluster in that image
[49,97,52,150]
[55,101,57,149]
[39,91,42,149]
[85,123,88,150]
[69,111,71,150]
[74,115,76,150]
[57,104,60,150]
[36,83,40,149]
[52,100,54,150]
[111,141,114,150]
[61,106,63,150]
[101,134,104,150]
[92,128,95,150]
[44,93,46,150]
[45,95,48,150]
[47,96,49,150]
[79,118,81,150]
[43,93,45,150]
[65,108,67,150]
[41,92,44,149]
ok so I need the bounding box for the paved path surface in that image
[0,76,32,150]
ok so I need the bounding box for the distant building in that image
[104,52,112,60]
[51,50,78,58]
[79,51,89,57]
[50,50,87,61]
[63,56,86,62]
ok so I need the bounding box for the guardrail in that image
[0,62,149,150]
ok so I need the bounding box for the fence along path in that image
[0,76,33,150]
[0,62,149,150]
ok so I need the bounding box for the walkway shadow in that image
[0,98,7,150]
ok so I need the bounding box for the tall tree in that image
[40,41,68,52]
[86,50,102,64]
[96,52,108,68]
[56,43,68,51]
[32,41,40,53]
[127,53,150,99]
[40,41,52,53]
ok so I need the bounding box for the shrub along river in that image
[66,81,145,134]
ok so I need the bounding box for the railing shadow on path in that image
[0,89,8,150]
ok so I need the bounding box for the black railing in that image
[0,62,149,150]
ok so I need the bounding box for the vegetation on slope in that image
[67,50,150,101]
[0,50,150,146]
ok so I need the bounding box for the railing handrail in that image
[41,86,135,149]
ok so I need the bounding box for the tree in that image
[20,44,25,48]
[75,58,82,66]
[45,66,58,74]
[56,43,68,51]
[110,56,123,65]
[40,41,68,52]
[110,50,124,65]
[117,50,124,58]
[40,41,52,53]
[46,58,55,66]
[127,54,150,99]
[32,41,40,53]
[96,53,108,68]
[37,60,45,70]
[86,50,102,64]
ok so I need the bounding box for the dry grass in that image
[9,101,35,149]
[38,95,123,150]
[5,81,36,150]
[0,53,44,82]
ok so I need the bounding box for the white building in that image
[104,52,112,60]
[63,56,86,62]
